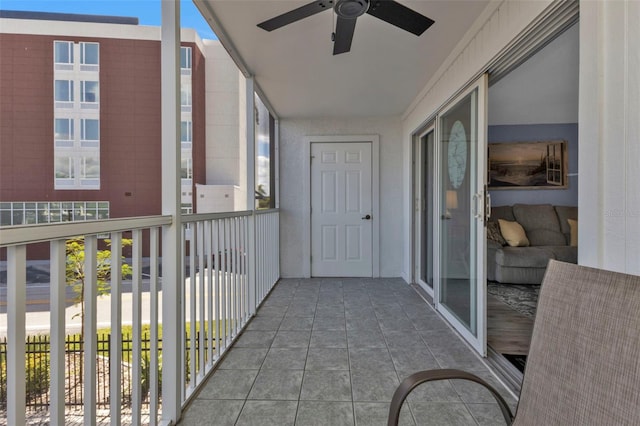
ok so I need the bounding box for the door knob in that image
[362,214,372,220]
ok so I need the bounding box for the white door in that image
[311,142,373,277]
[435,74,488,355]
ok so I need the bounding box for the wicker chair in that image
[388,260,640,425]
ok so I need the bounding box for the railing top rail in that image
[254,208,280,215]
[0,215,172,247]
[0,209,281,246]
[180,210,252,223]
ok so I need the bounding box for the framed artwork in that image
[488,140,567,189]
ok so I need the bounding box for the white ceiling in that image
[198,0,490,119]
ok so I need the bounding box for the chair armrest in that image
[387,369,514,426]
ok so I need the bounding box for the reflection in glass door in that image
[415,130,434,292]
[436,75,487,355]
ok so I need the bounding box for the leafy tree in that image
[66,237,133,326]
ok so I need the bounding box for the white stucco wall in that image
[279,117,403,278]
[579,0,640,275]
[203,40,241,186]
[400,0,556,281]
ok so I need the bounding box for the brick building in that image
[0,11,209,227]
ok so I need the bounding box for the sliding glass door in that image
[436,75,488,355]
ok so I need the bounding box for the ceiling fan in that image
[257,0,435,55]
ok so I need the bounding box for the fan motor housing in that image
[334,0,369,19]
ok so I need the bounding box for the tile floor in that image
[178,278,517,425]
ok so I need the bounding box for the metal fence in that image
[0,332,169,411]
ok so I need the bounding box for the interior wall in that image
[488,24,579,126]
[488,123,578,207]
[279,117,403,278]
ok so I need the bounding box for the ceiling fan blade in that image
[333,16,357,55]
[257,1,332,31]
[366,0,434,36]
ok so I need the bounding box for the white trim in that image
[303,135,380,278]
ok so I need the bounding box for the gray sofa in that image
[487,204,577,284]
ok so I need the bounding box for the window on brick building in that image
[80,42,99,66]
[54,41,73,64]
[80,81,99,103]
[180,46,192,70]
[54,80,74,102]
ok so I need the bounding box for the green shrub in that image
[25,353,50,402]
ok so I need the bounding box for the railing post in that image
[50,239,66,426]
[160,0,183,423]
[131,229,143,424]
[7,245,26,426]
[84,235,98,425]
[149,227,160,425]
[247,214,256,316]
[109,232,122,426]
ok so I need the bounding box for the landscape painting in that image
[488,140,567,189]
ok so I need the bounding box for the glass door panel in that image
[420,131,434,289]
[414,128,435,294]
[436,74,487,355]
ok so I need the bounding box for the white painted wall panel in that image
[279,117,402,278]
[627,0,640,274]
[580,0,640,275]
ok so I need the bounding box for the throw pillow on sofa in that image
[498,219,530,247]
[487,221,507,245]
[568,219,578,247]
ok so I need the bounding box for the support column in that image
[246,77,257,313]
[160,0,182,423]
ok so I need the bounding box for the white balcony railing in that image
[0,209,280,425]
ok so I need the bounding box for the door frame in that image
[434,74,488,356]
[302,135,380,278]
[412,125,436,298]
